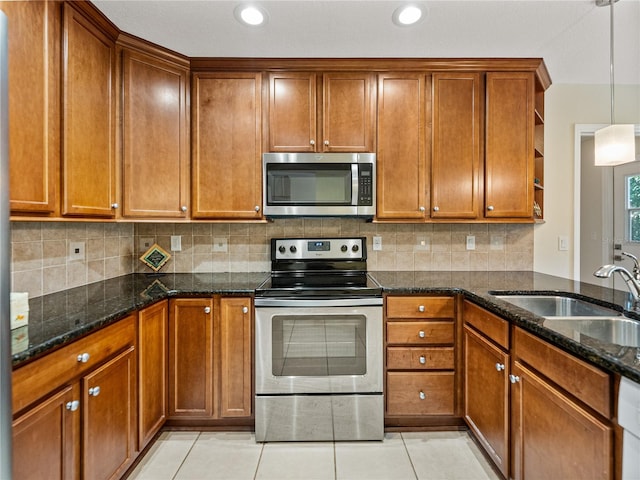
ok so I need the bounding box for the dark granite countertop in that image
[12,270,640,385]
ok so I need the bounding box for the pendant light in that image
[594,0,635,166]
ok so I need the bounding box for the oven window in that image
[266,164,352,205]
[271,315,367,376]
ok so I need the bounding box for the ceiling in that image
[93,0,640,85]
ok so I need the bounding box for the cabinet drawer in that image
[386,296,455,319]
[12,315,136,414]
[387,321,454,345]
[387,347,454,370]
[514,327,612,418]
[386,372,455,415]
[463,300,509,349]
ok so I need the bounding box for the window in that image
[627,174,640,242]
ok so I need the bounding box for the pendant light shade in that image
[594,124,636,166]
[594,0,636,166]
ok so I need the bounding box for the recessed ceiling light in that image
[392,4,425,27]
[234,4,268,26]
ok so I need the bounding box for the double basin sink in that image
[492,294,640,347]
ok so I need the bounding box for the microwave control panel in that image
[358,164,373,206]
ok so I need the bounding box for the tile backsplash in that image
[11,219,533,297]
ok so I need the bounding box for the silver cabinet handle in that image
[77,353,90,363]
[509,374,520,384]
[487,205,494,211]
[66,400,79,411]
[419,355,426,365]
[324,140,329,146]
[495,363,505,371]
[419,206,426,212]
[204,306,211,314]
[310,140,315,146]
[242,306,249,314]
[418,330,426,338]
[418,305,425,313]
[181,205,187,212]
[111,203,119,209]
[88,386,101,397]
[433,206,439,212]
[419,391,426,400]
[254,205,260,212]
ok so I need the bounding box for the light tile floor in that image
[127,431,500,480]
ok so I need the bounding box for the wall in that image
[534,83,640,278]
[10,219,534,298]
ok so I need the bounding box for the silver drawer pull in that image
[419,391,426,400]
[418,305,425,312]
[88,386,101,397]
[419,355,426,365]
[509,374,520,384]
[242,306,249,314]
[66,400,79,412]
[418,330,426,338]
[495,363,505,371]
[77,353,90,363]
[204,306,211,314]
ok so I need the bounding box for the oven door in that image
[254,299,383,395]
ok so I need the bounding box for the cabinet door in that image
[13,384,79,480]
[463,326,509,478]
[83,346,136,480]
[3,0,60,214]
[268,72,317,152]
[122,49,189,218]
[62,3,117,217]
[431,73,480,219]
[169,298,214,418]
[138,300,168,449]
[485,72,534,218]
[219,297,252,418]
[322,73,375,152]
[510,361,613,480]
[386,372,454,415]
[192,73,262,219]
[376,74,429,220]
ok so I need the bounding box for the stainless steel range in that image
[254,237,383,442]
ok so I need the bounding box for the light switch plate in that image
[171,235,182,251]
[372,236,382,251]
[558,236,569,251]
[466,235,476,250]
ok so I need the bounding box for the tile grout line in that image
[333,441,337,480]
[400,432,420,480]
[171,431,202,480]
[253,439,266,480]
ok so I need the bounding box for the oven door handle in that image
[254,297,383,308]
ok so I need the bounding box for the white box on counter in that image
[10,292,29,330]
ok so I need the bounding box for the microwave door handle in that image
[352,164,358,205]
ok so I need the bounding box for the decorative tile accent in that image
[140,243,171,272]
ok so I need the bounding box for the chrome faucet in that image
[621,252,640,281]
[594,264,640,305]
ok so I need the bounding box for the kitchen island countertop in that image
[12,270,640,384]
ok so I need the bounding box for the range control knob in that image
[290,245,297,253]
[278,245,286,254]
[341,245,348,252]
[352,244,359,252]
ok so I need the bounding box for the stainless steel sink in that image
[543,317,640,347]
[493,295,622,318]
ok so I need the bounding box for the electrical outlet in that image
[415,235,430,251]
[68,241,85,261]
[372,236,382,251]
[171,235,182,251]
[139,237,155,252]
[213,237,228,252]
[466,235,476,250]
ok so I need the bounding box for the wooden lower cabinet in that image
[463,325,509,478]
[387,372,455,416]
[510,361,613,480]
[137,300,168,449]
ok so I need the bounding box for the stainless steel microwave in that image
[262,153,376,218]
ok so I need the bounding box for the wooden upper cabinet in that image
[4,0,60,215]
[431,73,481,219]
[268,72,375,152]
[121,46,189,218]
[62,3,117,217]
[376,74,429,220]
[485,72,535,219]
[192,72,263,219]
[322,73,375,152]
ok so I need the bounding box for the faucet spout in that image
[594,264,640,304]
